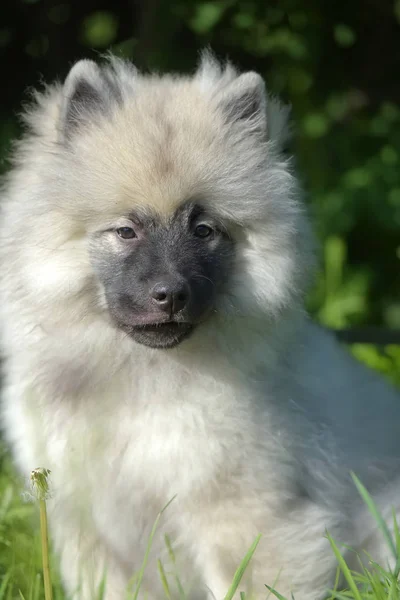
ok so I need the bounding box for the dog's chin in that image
[121,322,195,349]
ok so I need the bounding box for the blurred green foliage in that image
[0,0,399,380]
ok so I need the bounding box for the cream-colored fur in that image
[1,54,399,600]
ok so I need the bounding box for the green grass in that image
[0,446,399,600]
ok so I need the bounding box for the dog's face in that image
[12,55,314,350]
[90,201,234,348]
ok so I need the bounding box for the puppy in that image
[1,53,399,600]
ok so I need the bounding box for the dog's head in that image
[8,54,314,349]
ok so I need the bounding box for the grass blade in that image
[223,534,261,600]
[163,534,185,600]
[327,593,356,600]
[0,573,11,600]
[32,573,42,600]
[157,560,172,600]
[132,496,176,600]
[392,508,400,577]
[95,574,107,600]
[264,585,289,600]
[326,531,362,600]
[351,472,397,560]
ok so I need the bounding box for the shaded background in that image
[0,0,399,381]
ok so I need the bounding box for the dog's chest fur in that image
[13,355,272,566]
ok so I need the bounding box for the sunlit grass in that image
[0,447,399,600]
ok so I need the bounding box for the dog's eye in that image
[117,227,136,240]
[194,224,213,238]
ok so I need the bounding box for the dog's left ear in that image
[59,59,121,140]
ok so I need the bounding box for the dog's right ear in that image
[217,72,267,136]
[59,60,120,141]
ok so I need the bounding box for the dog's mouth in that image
[120,320,195,349]
[133,321,192,334]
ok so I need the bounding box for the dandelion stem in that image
[31,468,53,600]
[39,496,53,600]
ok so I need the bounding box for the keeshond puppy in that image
[1,53,400,600]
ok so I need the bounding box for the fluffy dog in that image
[0,53,399,599]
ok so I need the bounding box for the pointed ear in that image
[59,59,120,140]
[218,72,267,133]
[217,71,292,150]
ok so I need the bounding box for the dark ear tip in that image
[60,60,105,141]
[59,56,138,141]
[63,60,103,103]
[66,78,102,115]
[217,71,267,129]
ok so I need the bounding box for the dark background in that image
[0,0,400,380]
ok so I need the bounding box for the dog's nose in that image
[151,279,190,314]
